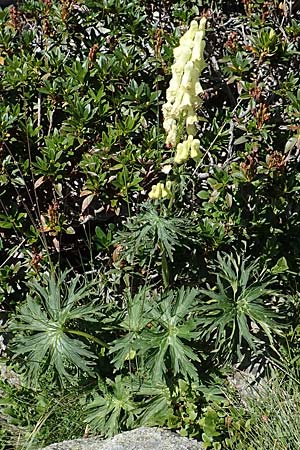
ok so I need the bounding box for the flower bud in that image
[166,122,177,147]
[161,186,169,198]
[181,92,192,109]
[181,61,194,88]
[174,143,185,164]
[173,45,192,66]
[149,183,162,199]
[180,20,199,46]
[195,80,204,96]
[149,182,172,199]
[174,138,191,164]
[199,17,207,31]
[190,139,201,160]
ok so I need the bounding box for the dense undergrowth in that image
[1,0,300,448]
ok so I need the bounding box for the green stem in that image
[161,248,170,288]
[65,328,109,348]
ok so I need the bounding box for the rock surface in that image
[40,427,204,450]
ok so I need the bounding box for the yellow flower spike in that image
[150,18,208,199]
[162,17,207,167]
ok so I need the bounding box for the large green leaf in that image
[198,252,287,362]
[143,287,201,381]
[9,270,105,386]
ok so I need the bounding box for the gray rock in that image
[228,360,269,404]
[40,427,204,450]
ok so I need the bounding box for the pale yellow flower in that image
[149,183,162,199]
[149,181,173,199]
[190,139,201,160]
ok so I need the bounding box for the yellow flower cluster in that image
[148,181,173,200]
[174,135,201,164]
[149,18,206,200]
[163,17,206,159]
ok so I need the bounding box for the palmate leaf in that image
[109,287,152,370]
[199,252,287,362]
[134,380,173,427]
[115,203,190,264]
[85,375,138,437]
[142,288,201,382]
[9,270,104,386]
[145,331,200,382]
[109,287,201,382]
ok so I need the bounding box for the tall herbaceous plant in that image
[149,17,207,200]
